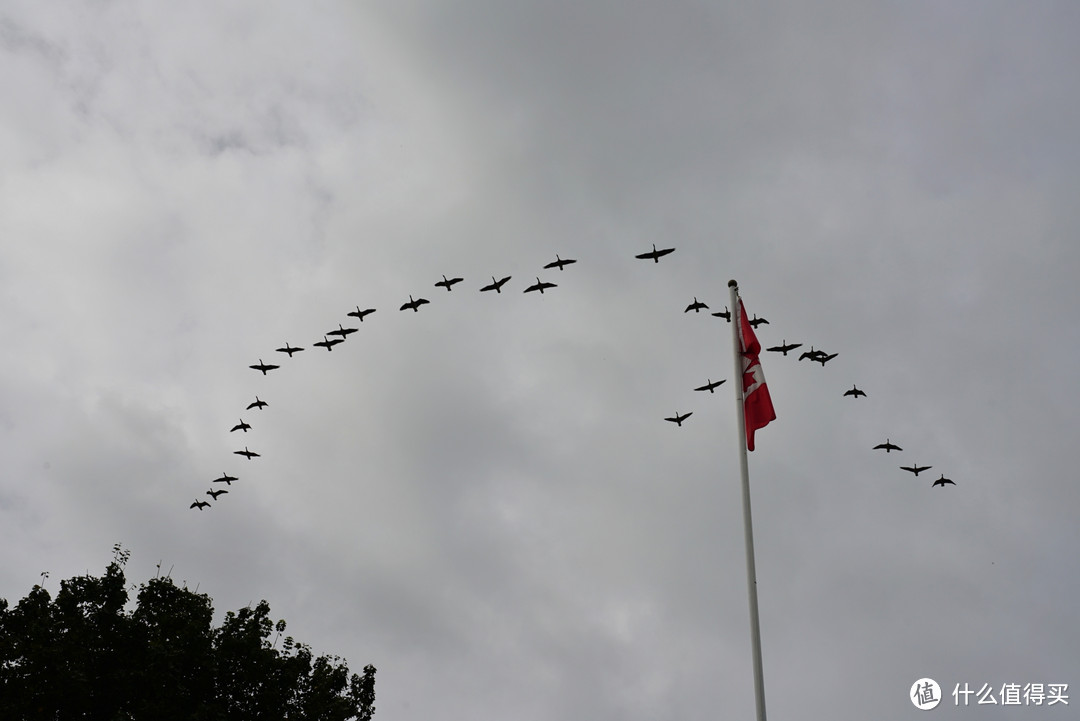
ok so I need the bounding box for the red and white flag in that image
[738,299,776,451]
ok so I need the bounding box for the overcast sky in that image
[3,2,1080,719]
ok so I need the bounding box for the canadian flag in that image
[738,300,776,451]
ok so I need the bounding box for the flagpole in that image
[728,279,767,721]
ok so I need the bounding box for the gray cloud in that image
[2,2,1079,719]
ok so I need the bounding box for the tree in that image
[0,546,376,720]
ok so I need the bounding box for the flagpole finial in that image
[728,279,738,288]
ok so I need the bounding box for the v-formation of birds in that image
[190,244,952,509]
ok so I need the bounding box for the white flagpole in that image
[728,279,767,721]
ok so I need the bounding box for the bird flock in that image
[190,245,953,510]
[664,296,956,490]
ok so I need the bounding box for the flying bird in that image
[523,277,557,294]
[249,359,280,375]
[543,255,577,271]
[748,315,769,328]
[694,379,727,393]
[900,464,932,476]
[348,306,376,321]
[212,473,238,485]
[684,297,709,313]
[313,335,343,351]
[189,500,210,511]
[766,340,803,356]
[843,385,866,398]
[234,447,260,460]
[327,324,358,338]
[635,244,676,263]
[275,343,304,357]
[207,489,228,499]
[798,346,826,362]
[230,419,251,433]
[712,307,731,322]
[480,275,511,293]
[815,352,839,366]
[246,396,267,410]
[873,439,902,453]
[932,475,956,488]
[664,411,693,427]
[435,275,464,291]
[400,295,430,312]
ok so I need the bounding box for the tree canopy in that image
[0,546,375,720]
